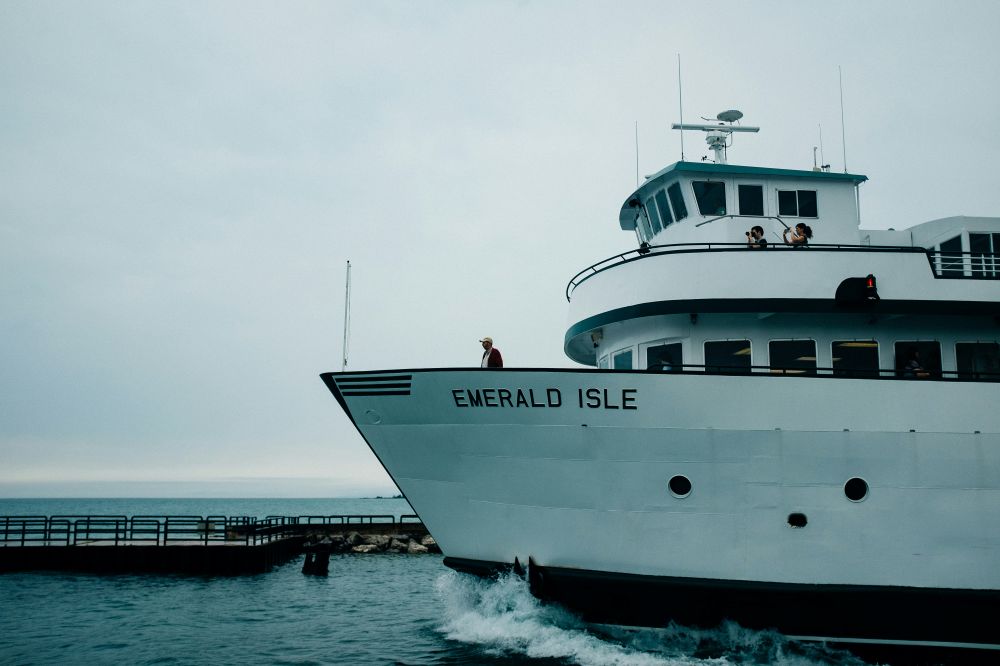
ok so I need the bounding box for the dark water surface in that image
[0,499,869,665]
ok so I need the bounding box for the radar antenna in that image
[671,109,759,164]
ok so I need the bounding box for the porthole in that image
[668,475,692,498]
[844,477,869,502]
[787,513,807,528]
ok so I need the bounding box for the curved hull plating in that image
[322,367,1000,653]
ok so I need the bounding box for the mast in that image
[342,260,351,371]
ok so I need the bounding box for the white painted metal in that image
[341,369,1000,589]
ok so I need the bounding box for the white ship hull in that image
[322,368,1000,652]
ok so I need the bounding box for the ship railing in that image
[647,363,1000,381]
[927,249,1000,280]
[0,514,426,547]
[565,242,931,300]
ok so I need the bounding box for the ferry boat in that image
[321,112,1000,661]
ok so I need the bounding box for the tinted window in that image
[644,197,662,234]
[798,190,818,217]
[738,185,764,216]
[832,340,879,377]
[692,181,726,216]
[956,342,1000,379]
[894,341,941,377]
[667,182,688,221]
[647,343,681,372]
[655,190,673,227]
[613,349,633,370]
[769,340,817,375]
[777,190,798,216]
[704,340,751,373]
[969,233,1000,277]
[939,236,963,277]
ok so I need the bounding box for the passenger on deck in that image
[480,336,503,368]
[783,223,813,246]
[903,349,929,378]
[746,226,767,249]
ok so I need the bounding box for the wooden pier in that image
[0,514,429,575]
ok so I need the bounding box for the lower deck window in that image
[769,340,817,375]
[704,340,751,373]
[894,341,941,377]
[956,342,1000,379]
[832,340,879,377]
[646,342,681,371]
[612,349,633,370]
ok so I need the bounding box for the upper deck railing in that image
[565,243,1000,301]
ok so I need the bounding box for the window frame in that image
[776,189,819,218]
[611,347,634,370]
[667,182,688,221]
[955,341,1000,379]
[737,183,765,217]
[691,180,727,216]
[642,339,683,372]
[831,339,880,378]
[768,339,818,375]
[893,340,942,377]
[703,339,752,374]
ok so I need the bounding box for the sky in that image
[2,0,999,497]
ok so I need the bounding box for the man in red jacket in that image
[480,336,503,368]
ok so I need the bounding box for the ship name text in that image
[451,388,637,410]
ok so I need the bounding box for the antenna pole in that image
[341,260,351,371]
[818,123,825,167]
[677,54,685,161]
[839,66,847,173]
[634,121,639,188]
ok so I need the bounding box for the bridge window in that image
[777,190,818,217]
[667,182,688,221]
[894,341,941,377]
[769,340,817,375]
[646,342,681,372]
[832,340,879,377]
[644,197,662,235]
[956,342,1000,379]
[612,348,633,370]
[970,233,1000,277]
[704,340,751,373]
[692,181,726,216]
[655,190,673,228]
[738,185,764,216]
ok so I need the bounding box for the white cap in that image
[479,336,493,344]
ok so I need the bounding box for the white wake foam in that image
[434,571,869,666]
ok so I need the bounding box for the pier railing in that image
[0,514,423,548]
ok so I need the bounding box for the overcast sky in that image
[2,1,999,497]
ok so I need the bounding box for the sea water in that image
[0,499,869,665]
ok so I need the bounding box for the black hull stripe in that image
[335,375,412,383]
[336,382,410,390]
[339,390,410,397]
[443,557,1000,648]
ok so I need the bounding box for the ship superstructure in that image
[322,112,1000,661]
